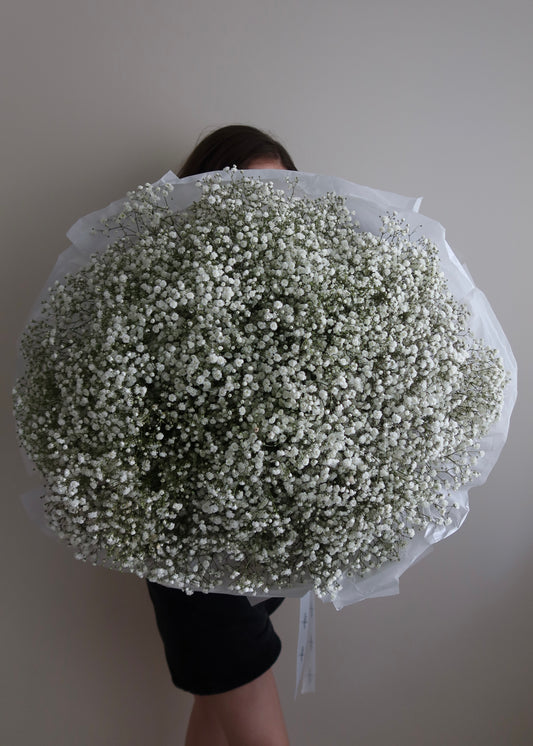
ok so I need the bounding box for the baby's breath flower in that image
[13,171,508,600]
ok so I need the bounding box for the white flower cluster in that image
[13,170,508,599]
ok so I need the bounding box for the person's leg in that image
[187,666,289,746]
[185,696,229,746]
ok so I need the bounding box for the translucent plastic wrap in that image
[14,170,517,693]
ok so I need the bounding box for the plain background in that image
[1,1,531,744]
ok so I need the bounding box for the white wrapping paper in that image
[16,170,517,692]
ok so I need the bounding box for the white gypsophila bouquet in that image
[13,169,510,600]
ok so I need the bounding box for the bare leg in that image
[185,667,290,746]
[185,697,229,746]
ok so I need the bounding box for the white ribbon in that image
[295,590,316,696]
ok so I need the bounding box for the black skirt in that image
[147,581,284,695]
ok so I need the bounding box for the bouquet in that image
[13,168,516,607]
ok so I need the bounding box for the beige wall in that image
[2,1,532,744]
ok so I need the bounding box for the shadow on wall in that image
[356,553,533,746]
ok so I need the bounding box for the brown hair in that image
[178,124,297,177]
